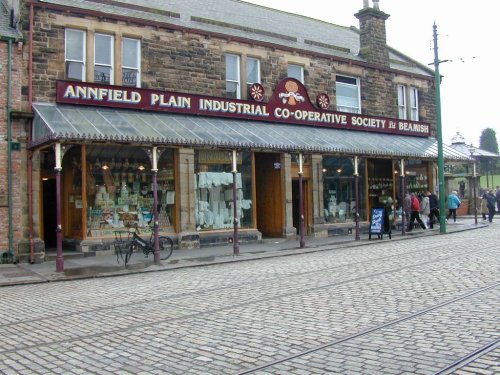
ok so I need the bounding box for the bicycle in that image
[114,226,173,265]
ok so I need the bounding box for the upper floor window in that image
[287,64,304,83]
[398,85,419,121]
[246,57,261,94]
[65,29,86,81]
[122,38,141,87]
[336,75,361,114]
[225,53,240,99]
[94,33,114,84]
[397,85,407,119]
[409,87,419,121]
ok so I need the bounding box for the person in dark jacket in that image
[427,191,439,229]
[485,190,496,223]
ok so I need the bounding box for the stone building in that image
[0,0,24,262]
[8,0,469,264]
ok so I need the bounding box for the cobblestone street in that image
[0,226,498,374]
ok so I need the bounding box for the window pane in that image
[66,61,84,81]
[336,76,360,113]
[323,156,366,222]
[336,84,358,107]
[194,150,253,231]
[225,54,239,81]
[122,38,139,68]
[66,29,84,61]
[95,34,112,65]
[288,64,303,82]
[95,66,112,84]
[122,68,138,87]
[247,58,260,84]
[226,81,238,98]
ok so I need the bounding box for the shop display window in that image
[323,156,366,222]
[367,159,394,218]
[85,145,175,237]
[194,150,253,231]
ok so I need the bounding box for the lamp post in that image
[400,159,406,236]
[433,23,447,233]
[353,156,360,240]
[151,146,160,264]
[54,143,64,272]
[469,147,478,225]
[231,150,240,255]
[298,153,305,248]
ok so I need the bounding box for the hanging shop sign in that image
[56,79,430,137]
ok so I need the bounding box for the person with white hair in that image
[446,190,461,222]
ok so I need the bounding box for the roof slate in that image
[32,103,468,161]
[37,0,433,76]
[0,1,22,39]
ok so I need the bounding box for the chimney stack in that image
[355,1,390,66]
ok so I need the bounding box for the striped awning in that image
[32,103,469,160]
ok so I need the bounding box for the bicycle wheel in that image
[158,236,174,260]
[124,243,135,265]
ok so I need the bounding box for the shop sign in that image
[56,79,430,137]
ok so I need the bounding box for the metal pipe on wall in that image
[6,38,15,261]
[28,2,35,262]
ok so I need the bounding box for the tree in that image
[479,128,499,154]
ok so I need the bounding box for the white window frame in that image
[397,84,407,120]
[287,64,304,83]
[94,33,114,84]
[410,87,419,121]
[246,57,261,93]
[336,75,361,114]
[65,28,86,82]
[225,53,241,99]
[122,37,141,87]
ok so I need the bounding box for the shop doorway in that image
[42,179,57,248]
[292,179,309,234]
[255,153,283,237]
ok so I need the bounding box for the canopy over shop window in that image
[32,103,469,160]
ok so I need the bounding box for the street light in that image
[433,23,447,234]
[469,147,478,225]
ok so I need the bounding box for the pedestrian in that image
[459,180,465,198]
[480,192,489,221]
[446,190,461,223]
[403,191,411,226]
[495,186,500,214]
[427,191,439,228]
[486,190,496,223]
[408,193,426,231]
[420,192,430,228]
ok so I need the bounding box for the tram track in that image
[432,338,500,375]
[235,282,500,374]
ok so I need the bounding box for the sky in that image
[245,0,499,148]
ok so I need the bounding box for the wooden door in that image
[255,153,283,237]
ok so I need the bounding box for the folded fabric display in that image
[197,172,242,188]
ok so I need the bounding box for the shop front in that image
[30,78,466,260]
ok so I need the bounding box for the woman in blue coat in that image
[446,190,461,222]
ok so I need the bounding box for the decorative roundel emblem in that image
[249,83,265,102]
[316,93,330,109]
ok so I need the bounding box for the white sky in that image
[244,0,499,147]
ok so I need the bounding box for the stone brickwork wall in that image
[26,8,437,125]
[0,41,25,254]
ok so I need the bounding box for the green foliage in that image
[479,128,499,153]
